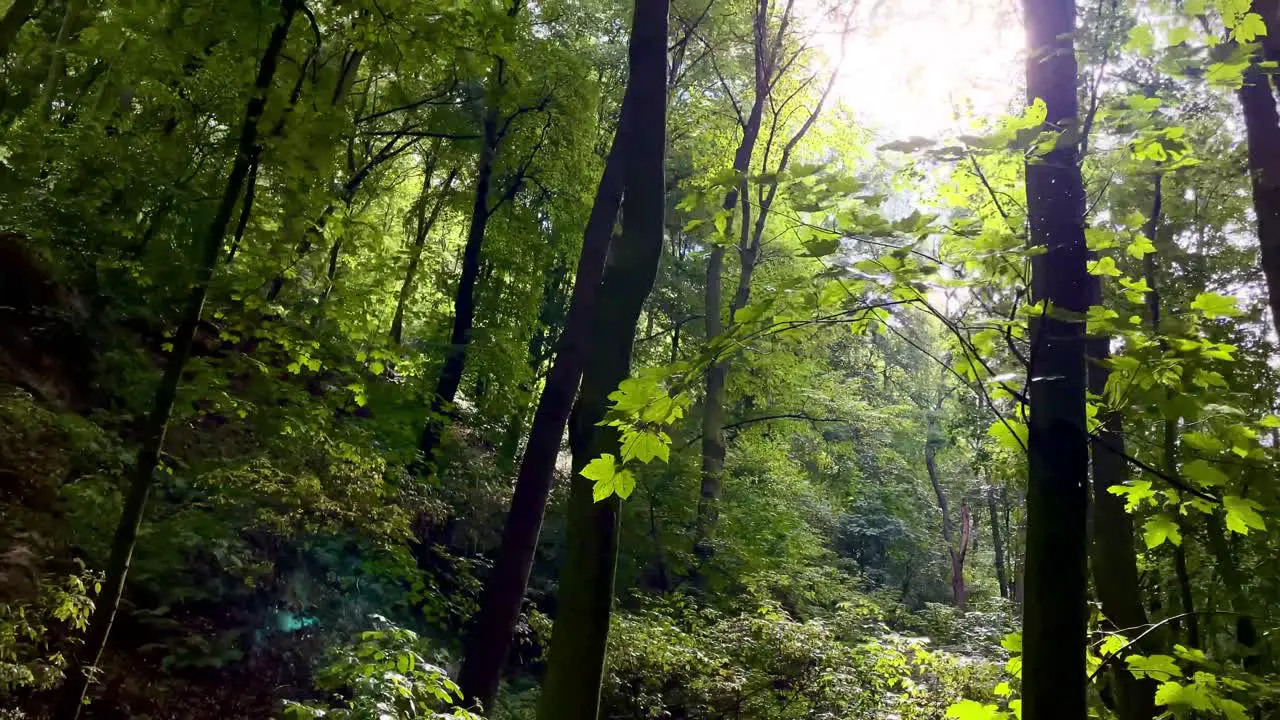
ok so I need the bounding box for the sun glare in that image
[826,0,1025,140]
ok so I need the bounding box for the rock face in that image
[0,231,91,409]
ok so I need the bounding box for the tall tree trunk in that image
[693,83,766,574]
[1237,0,1280,337]
[925,414,966,609]
[0,0,38,58]
[225,158,258,264]
[1021,0,1091,717]
[1138,175,1201,648]
[535,1,667,716]
[1087,302,1156,720]
[52,5,295,717]
[456,93,632,714]
[987,486,1009,599]
[392,156,456,344]
[39,0,81,120]
[415,76,502,472]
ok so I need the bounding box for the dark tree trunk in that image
[415,84,502,472]
[455,92,632,715]
[1238,0,1280,338]
[988,486,1009,599]
[1021,0,1091,717]
[52,5,295,717]
[1087,295,1156,720]
[0,0,38,58]
[225,158,259,264]
[535,1,668,716]
[1138,176,1201,650]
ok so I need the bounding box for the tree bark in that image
[925,413,966,609]
[1237,0,1280,338]
[987,486,1009,599]
[0,0,37,58]
[692,49,769,573]
[455,89,632,714]
[39,0,82,120]
[52,4,295,717]
[392,162,458,345]
[415,68,504,472]
[1087,309,1156,720]
[1021,0,1091,717]
[535,1,667,716]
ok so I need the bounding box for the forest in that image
[0,0,1278,717]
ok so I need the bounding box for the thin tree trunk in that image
[1137,175,1201,649]
[455,93,632,715]
[40,0,82,120]
[392,165,457,345]
[925,414,966,609]
[535,1,668,716]
[225,158,259,264]
[0,0,38,58]
[1021,0,1091,717]
[988,487,1009,599]
[52,5,295,717]
[693,86,766,573]
[415,76,502,472]
[1238,0,1280,337]
[1087,306,1156,720]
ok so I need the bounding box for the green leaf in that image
[988,420,1027,452]
[1233,12,1268,42]
[613,468,636,499]
[945,700,1006,720]
[621,430,670,464]
[1183,459,1228,487]
[1087,256,1122,277]
[1154,680,1214,711]
[1189,292,1241,318]
[1001,632,1023,653]
[1127,654,1183,681]
[1085,227,1117,250]
[1143,515,1182,548]
[1259,414,1280,428]
[1223,495,1266,534]
[1127,234,1156,259]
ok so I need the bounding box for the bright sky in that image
[824,0,1025,140]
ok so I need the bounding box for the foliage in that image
[283,616,480,720]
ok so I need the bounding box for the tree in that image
[535,0,669,716]
[1020,0,1091,718]
[1236,0,1280,337]
[456,73,632,716]
[52,3,298,716]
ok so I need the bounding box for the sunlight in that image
[826,0,1025,140]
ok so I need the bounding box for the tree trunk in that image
[1021,0,1091,717]
[456,91,632,715]
[415,78,502,472]
[925,414,966,609]
[1237,0,1280,338]
[392,157,457,344]
[0,0,38,58]
[988,486,1009,599]
[39,0,81,120]
[692,83,766,574]
[52,5,295,717]
[1137,175,1201,649]
[1087,307,1156,720]
[535,1,667,716]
